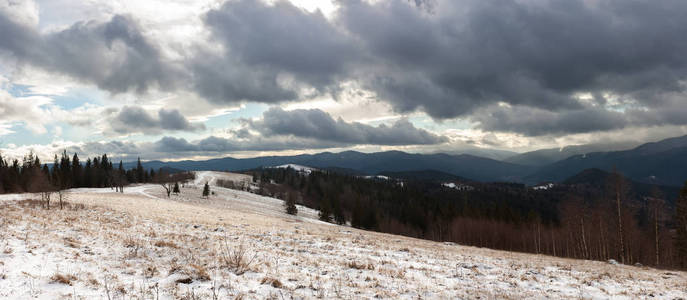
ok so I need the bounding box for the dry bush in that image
[50,273,77,285]
[191,264,211,281]
[154,240,178,248]
[63,236,80,248]
[260,277,283,288]
[220,241,259,275]
[347,260,376,270]
[123,235,143,258]
[144,264,159,278]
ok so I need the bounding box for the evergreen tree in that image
[59,150,71,189]
[83,158,93,187]
[285,191,298,215]
[136,157,144,183]
[676,181,687,268]
[319,196,332,222]
[173,182,180,194]
[202,182,210,198]
[333,197,346,225]
[72,153,82,188]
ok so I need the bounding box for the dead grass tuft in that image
[154,240,178,248]
[63,236,80,248]
[348,260,376,270]
[260,277,283,288]
[191,264,211,281]
[220,242,259,275]
[50,273,77,285]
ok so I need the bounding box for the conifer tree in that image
[202,182,210,198]
[173,182,180,194]
[285,191,298,215]
[136,157,144,183]
[319,196,332,222]
[72,153,81,187]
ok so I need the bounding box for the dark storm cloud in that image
[108,106,205,135]
[337,0,687,118]
[0,13,179,93]
[473,105,629,136]
[194,0,687,135]
[249,107,447,145]
[474,97,687,136]
[4,0,687,138]
[191,0,357,104]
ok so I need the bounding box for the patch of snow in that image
[270,164,317,174]
[533,183,555,190]
[442,182,474,191]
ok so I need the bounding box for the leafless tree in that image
[154,170,195,198]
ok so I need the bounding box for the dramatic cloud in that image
[106,106,205,135]
[474,95,687,136]
[249,107,447,145]
[191,0,356,104]
[4,0,687,158]
[0,90,52,134]
[190,0,687,135]
[0,11,179,93]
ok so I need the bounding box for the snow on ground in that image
[193,171,252,186]
[271,164,317,174]
[1,173,686,299]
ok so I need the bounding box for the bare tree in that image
[30,170,54,209]
[154,170,195,198]
[649,187,664,266]
[611,168,627,264]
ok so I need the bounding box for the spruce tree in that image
[285,191,298,215]
[173,182,180,195]
[72,153,81,187]
[319,196,332,222]
[202,182,210,198]
[136,157,144,183]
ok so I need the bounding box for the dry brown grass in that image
[347,260,376,270]
[220,242,260,275]
[191,264,211,281]
[50,273,77,285]
[260,276,283,288]
[154,240,178,248]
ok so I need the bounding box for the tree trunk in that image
[654,207,660,266]
[616,187,625,264]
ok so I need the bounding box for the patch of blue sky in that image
[48,86,107,109]
[6,84,32,97]
[0,124,51,146]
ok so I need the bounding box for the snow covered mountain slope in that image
[0,176,685,299]
[271,164,318,174]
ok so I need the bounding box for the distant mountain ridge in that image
[526,135,687,186]
[130,134,687,187]
[131,150,533,183]
[504,141,640,166]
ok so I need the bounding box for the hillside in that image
[0,172,685,299]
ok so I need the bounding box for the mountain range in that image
[135,134,687,187]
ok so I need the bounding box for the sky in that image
[1,0,687,162]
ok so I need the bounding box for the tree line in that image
[251,167,687,270]
[0,151,164,195]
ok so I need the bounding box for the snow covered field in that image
[0,171,686,299]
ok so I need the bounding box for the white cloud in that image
[0,90,53,134]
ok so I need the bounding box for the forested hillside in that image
[250,167,687,269]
